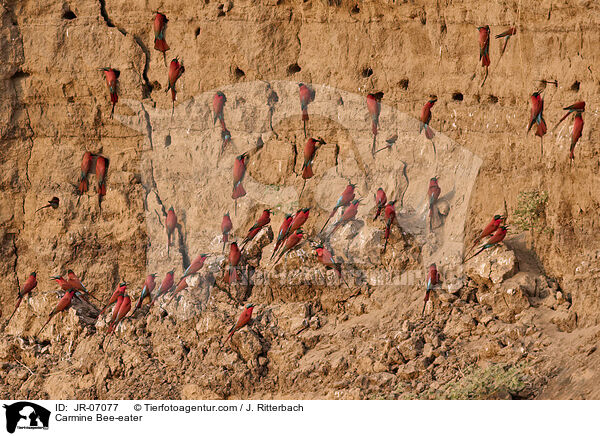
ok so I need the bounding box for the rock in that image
[464,245,518,286]
[396,361,420,381]
[551,310,577,333]
[478,284,530,323]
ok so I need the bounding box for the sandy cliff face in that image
[1,0,599,399]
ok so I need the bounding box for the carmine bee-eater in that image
[106,295,131,346]
[36,290,76,336]
[527,92,547,157]
[271,214,293,260]
[422,263,439,315]
[241,209,271,250]
[132,273,156,315]
[222,303,254,347]
[100,67,119,118]
[315,245,349,288]
[78,151,93,195]
[6,272,37,325]
[213,91,227,130]
[331,200,360,235]
[495,27,516,62]
[478,25,490,87]
[569,112,584,161]
[554,101,586,131]
[67,270,100,303]
[221,212,233,252]
[182,254,209,280]
[427,177,441,231]
[420,97,437,154]
[300,138,325,198]
[96,156,108,205]
[289,208,310,234]
[374,188,387,220]
[320,184,356,233]
[167,279,188,305]
[232,153,249,213]
[166,207,177,256]
[226,242,241,284]
[166,58,185,119]
[153,12,169,66]
[367,92,383,156]
[272,230,304,266]
[299,83,315,137]
[150,271,175,306]
[96,282,126,321]
[463,226,508,262]
[35,196,59,213]
[469,214,503,253]
[220,128,231,157]
[383,200,396,253]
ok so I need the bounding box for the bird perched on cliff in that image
[221,212,233,252]
[232,153,249,213]
[554,101,585,131]
[96,156,108,206]
[241,209,271,250]
[374,188,387,220]
[67,270,100,303]
[153,12,169,66]
[478,25,490,87]
[300,138,325,198]
[527,91,546,158]
[36,290,76,337]
[181,254,209,280]
[35,197,59,213]
[222,303,255,348]
[150,271,175,306]
[106,294,132,346]
[419,97,437,155]
[77,151,94,195]
[166,279,188,305]
[272,229,304,267]
[132,273,156,315]
[96,282,127,321]
[100,67,119,118]
[6,272,37,325]
[463,226,508,263]
[495,27,516,62]
[331,200,360,236]
[315,245,349,288]
[569,112,584,161]
[166,207,177,256]
[427,177,441,231]
[383,200,397,253]
[320,184,356,233]
[289,208,310,235]
[226,242,241,284]
[166,58,185,119]
[422,263,440,315]
[271,214,293,260]
[298,83,315,137]
[468,214,504,255]
[213,91,227,130]
[367,92,383,156]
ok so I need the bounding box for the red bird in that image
[6,272,37,325]
[300,138,324,198]
[271,213,293,260]
[221,212,233,252]
[78,151,93,195]
[289,208,310,234]
[367,92,383,155]
[478,25,490,87]
[427,177,441,231]
[383,200,396,253]
[213,91,227,130]
[226,242,242,284]
[470,214,504,249]
[150,271,175,306]
[96,156,108,204]
[166,207,177,256]
[106,295,132,346]
[464,226,508,262]
[132,273,156,315]
[166,58,185,118]
[223,303,255,347]
[182,254,209,280]
[272,230,304,266]
[66,270,98,302]
[232,153,249,212]
[101,68,119,118]
[315,245,348,287]
[527,92,547,157]
[570,112,584,160]
[422,263,440,315]
[298,83,315,137]
[241,209,271,250]
[167,279,188,305]
[554,101,585,130]
[495,27,516,61]
[153,12,169,66]
[320,184,356,233]
[36,290,76,336]
[419,97,437,147]
[96,282,126,320]
[331,200,359,235]
[374,188,387,220]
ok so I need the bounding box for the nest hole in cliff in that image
[11,69,30,81]
[399,78,409,89]
[361,67,373,78]
[62,7,77,20]
[195,27,201,38]
[488,94,499,104]
[570,81,580,92]
[452,92,463,101]
[234,67,245,79]
[287,63,301,75]
[351,3,360,13]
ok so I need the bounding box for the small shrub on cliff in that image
[514,190,548,247]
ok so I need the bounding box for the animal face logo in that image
[3,402,50,433]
